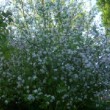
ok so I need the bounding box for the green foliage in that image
[0,11,13,60]
[97,0,110,35]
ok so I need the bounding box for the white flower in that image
[19,17,24,22]
[38,88,41,91]
[32,26,36,31]
[32,75,37,80]
[50,96,55,102]
[54,69,58,72]
[62,94,68,99]
[33,89,38,93]
[27,94,35,101]
[32,53,36,58]
[17,76,22,80]
[5,100,8,104]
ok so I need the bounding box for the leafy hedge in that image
[0,0,110,110]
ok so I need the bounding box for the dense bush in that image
[0,0,110,110]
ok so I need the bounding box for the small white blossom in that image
[33,89,38,93]
[5,100,8,104]
[27,94,35,101]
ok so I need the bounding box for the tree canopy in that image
[97,0,110,35]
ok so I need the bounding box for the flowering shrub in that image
[0,0,110,110]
